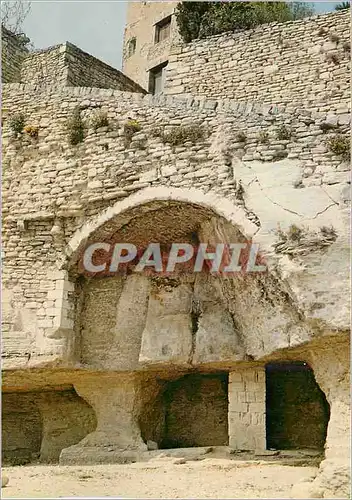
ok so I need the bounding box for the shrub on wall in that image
[327,134,350,159]
[175,2,314,43]
[274,224,338,256]
[90,110,109,131]
[123,119,141,140]
[66,107,85,145]
[8,112,25,136]
[276,125,292,140]
[335,2,350,10]
[162,124,204,145]
[123,119,142,147]
[259,131,269,144]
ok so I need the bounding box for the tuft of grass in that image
[320,226,337,240]
[327,134,350,159]
[276,224,304,243]
[66,107,85,145]
[91,110,109,131]
[287,224,304,242]
[326,52,340,65]
[9,113,25,136]
[235,131,247,143]
[124,119,141,143]
[342,41,350,52]
[276,125,292,141]
[162,124,204,146]
[258,131,269,144]
[329,32,340,43]
[318,27,327,36]
[150,125,164,138]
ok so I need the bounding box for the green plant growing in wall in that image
[326,52,340,65]
[327,134,350,160]
[150,125,164,138]
[287,224,304,242]
[90,110,109,131]
[66,107,85,145]
[162,124,204,146]
[8,112,25,136]
[276,125,292,140]
[259,131,269,144]
[123,119,141,144]
[276,224,304,244]
[329,32,340,43]
[235,131,247,143]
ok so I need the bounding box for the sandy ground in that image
[2,458,318,499]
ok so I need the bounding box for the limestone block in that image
[107,274,150,369]
[139,283,193,366]
[193,306,245,364]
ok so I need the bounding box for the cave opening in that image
[265,361,330,450]
[2,388,96,465]
[161,373,229,449]
[140,372,229,449]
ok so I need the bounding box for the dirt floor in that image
[2,457,318,499]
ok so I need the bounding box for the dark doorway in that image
[2,393,42,465]
[160,373,229,449]
[265,362,330,450]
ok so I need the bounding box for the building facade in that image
[122,1,178,92]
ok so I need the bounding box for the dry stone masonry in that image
[1,28,146,92]
[165,10,350,109]
[1,9,350,500]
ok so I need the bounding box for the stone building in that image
[122,1,178,92]
[1,8,351,499]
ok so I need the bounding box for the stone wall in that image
[20,45,68,87]
[1,26,28,83]
[64,42,147,92]
[165,10,350,108]
[161,373,228,448]
[2,84,350,367]
[3,38,145,93]
[2,10,350,493]
[228,368,266,451]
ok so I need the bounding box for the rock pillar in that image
[291,338,350,499]
[60,374,147,464]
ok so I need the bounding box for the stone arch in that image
[49,185,312,365]
[46,186,261,356]
[63,186,258,270]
